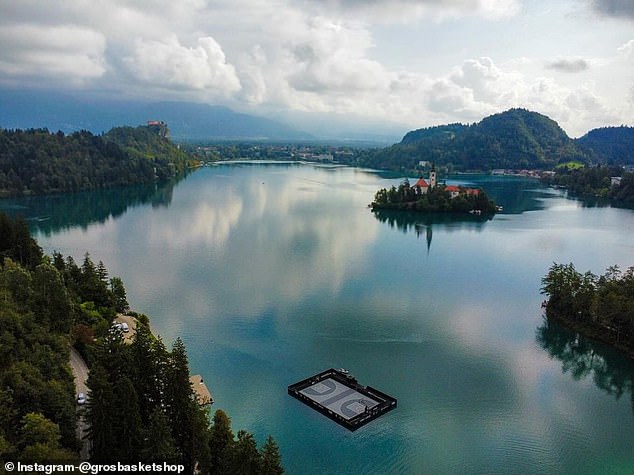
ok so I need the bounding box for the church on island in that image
[370,165,497,215]
[413,167,481,199]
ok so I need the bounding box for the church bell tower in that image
[429,164,437,188]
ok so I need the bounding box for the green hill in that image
[400,123,467,145]
[575,126,634,165]
[354,108,590,172]
[473,109,578,167]
[0,124,190,197]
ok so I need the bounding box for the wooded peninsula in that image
[0,124,194,197]
[541,263,634,357]
[0,212,283,474]
[541,165,634,208]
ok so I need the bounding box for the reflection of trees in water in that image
[537,318,634,412]
[2,179,179,236]
[372,208,491,253]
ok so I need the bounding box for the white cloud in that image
[286,17,391,94]
[617,39,634,57]
[0,0,631,136]
[123,35,241,95]
[0,23,106,82]
[357,56,621,136]
[237,45,269,104]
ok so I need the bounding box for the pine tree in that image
[96,261,108,283]
[165,338,197,472]
[227,430,261,475]
[112,376,143,463]
[79,253,112,308]
[141,408,178,463]
[130,324,162,423]
[259,435,284,475]
[110,276,128,313]
[209,409,234,475]
[85,364,116,462]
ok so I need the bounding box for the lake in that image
[3,163,634,474]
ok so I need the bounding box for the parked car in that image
[120,322,129,333]
[77,392,86,405]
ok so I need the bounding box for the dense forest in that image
[340,109,634,174]
[0,212,283,473]
[348,109,589,172]
[0,125,193,197]
[576,126,634,165]
[541,165,634,207]
[371,178,497,214]
[541,263,634,356]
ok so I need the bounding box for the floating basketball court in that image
[288,368,397,431]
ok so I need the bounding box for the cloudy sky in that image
[0,0,632,137]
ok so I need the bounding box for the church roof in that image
[414,178,429,188]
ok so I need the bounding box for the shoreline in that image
[544,309,634,360]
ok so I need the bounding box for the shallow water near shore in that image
[5,163,634,474]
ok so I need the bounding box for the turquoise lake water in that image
[3,163,634,474]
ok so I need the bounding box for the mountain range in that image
[0,90,312,141]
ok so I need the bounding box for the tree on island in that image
[541,263,634,353]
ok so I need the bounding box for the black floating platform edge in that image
[288,368,397,432]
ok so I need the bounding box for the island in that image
[541,262,634,357]
[370,168,498,215]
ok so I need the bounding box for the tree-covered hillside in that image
[0,212,284,472]
[0,125,191,197]
[575,126,634,165]
[0,214,78,464]
[349,109,590,172]
[400,123,467,145]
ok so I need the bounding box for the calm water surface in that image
[4,163,634,474]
